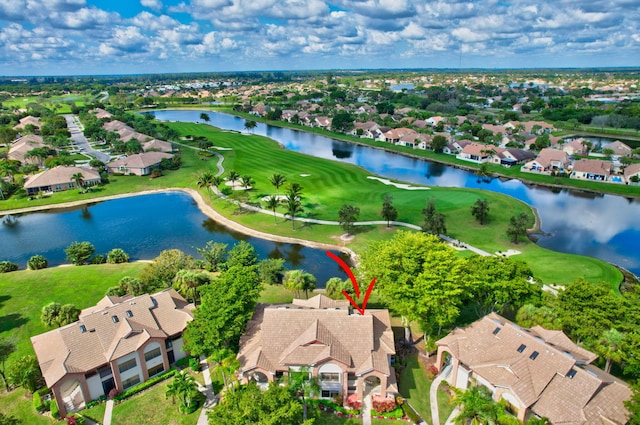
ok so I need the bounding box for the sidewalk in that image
[430,364,452,425]
[196,356,216,425]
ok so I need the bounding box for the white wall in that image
[144,342,164,369]
[455,366,470,389]
[117,352,142,385]
[86,374,104,401]
[173,337,187,362]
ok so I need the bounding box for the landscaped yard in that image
[0,388,52,425]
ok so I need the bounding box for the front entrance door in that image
[102,377,115,396]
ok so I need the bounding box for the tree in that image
[196,170,215,199]
[58,304,80,326]
[422,198,446,235]
[208,381,305,425]
[173,269,210,305]
[64,241,95,265]
[71,172,84,191]
[269,173,287,196]
[165,371,202,414]
[288,366,320,422]
[196,241,228,272]
[27,255,48,270]
[470,198,490,225]
[226,240,258,269]
[283,270,316,298]
[380,194,398,228]
[41,302,62,327]
[331,111,354,132]
[265,195,280,224]
[506,213,529,244]
[431,135,448,153]
[183,265,262,356]
[200,113,210,123]
[325,277,355,300]
[0,337,16,392]
[257,258,286,285]
[8,355,42,394]
[452,385,504,425]
[0,412,19,425]
[139,249,197,291]
[239,174,253,191]
[596,328,624,374]
[106,248,129,264]
[285,192,303,230]
[209,348,240,393]
[227,170,240,190]
[244,120,257,132]
[603,148,614,159]
[515,304,562,330]
[359,231,464,341]
[338,203,360,235]
[107,276,149,296]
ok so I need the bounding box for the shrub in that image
[0,261,18,273]
[175,357,190,369]
[33,392,44,413]
[90,254,106,264]
[27,255,48,270]
[64,241,95,265]
[113,369,176,401]
[372,406,404,419]
[372,397,396,413]
[189,357,200,372]
[107,248,129,264]
[66,414,86,425]
[50,398,60,420]
[346,398,361,411]
[401,402,421,424]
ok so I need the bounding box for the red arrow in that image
[326,251,376,316]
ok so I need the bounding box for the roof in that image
[106,152,173,169]
[624,163,640,179]
[238,295,395,378]
[24,166,101,190]
[142,139,173,153]
[8,134,45,163]
[31,288,194,388]
[534,148,569,168]
[572,159,613,176]
[13,115,41,129]
[437,313,630,424]
[606,141,632,156]
[90,108,112,119]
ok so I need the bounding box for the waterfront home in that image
[562,139,589,156]
[383,128,416,144]
[436,313,630,424]
[521,148,570,174]
[12,115,41,130]
[491,148,536,166]
[8,134,46,164]
[606,141,632,158]
[624,163,640,183]
[237,295,397,407]
[570,159,619,183]
[23,166,101,196]
[142,139,174,153]
[457,142,502,163]
[31,289,194,417]
[106,152,173,176]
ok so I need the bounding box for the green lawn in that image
[0,388,51,425]
[398,356,453,424]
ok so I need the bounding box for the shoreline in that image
[0,187,358,263]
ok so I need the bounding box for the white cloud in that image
[141,0,163,11]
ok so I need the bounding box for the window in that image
[517,344,526,353]
[126,310,133,318]
[492,327,501,335]
[118,358,137,374]
[98,365,112,379]
[320,373,340,382]
[122,375,140,390]
[321,390,340,399]
[148,364,164,377]
[112,315,119,323]
[165,339,173,349]
[567,369,577,379]
[529,351,539,360]
[79,325,86,333]
[144,347,162,362]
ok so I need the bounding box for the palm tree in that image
[265,195,280,224]
[239,175,253,191]
[269,173,286,196]
[173,270,208,305]
[210,349,240,393]
[71,172,85,191]
[452,385,503,425]
[166,371,200,413]
[596,328,624,373]
[196,171,215,198]
[288,182,303,198]
[285,192,303,230]
[288,366,320,422]
[200,112,210,123]
[227,170,240,190]
[244,120,257,133]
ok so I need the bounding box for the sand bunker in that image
[367,176,430,190]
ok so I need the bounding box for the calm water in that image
[151,110,640,276]
[0,192,345,286]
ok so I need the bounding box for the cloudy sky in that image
[0,0,639,76]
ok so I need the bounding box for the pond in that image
[151,110,640,277]
[0,192,346,287]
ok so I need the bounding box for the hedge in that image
[50,398,60,420]
[113,369,177,401]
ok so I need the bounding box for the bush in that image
[372,406,404,419]
[66,413,86,425]
[90,254,106,264]
[175,357,190,369]
[107,248,129,264]
[27,255,48,270]
[65,241,95,265]
[50,398,60,420]
[113,369,176,401]
[33,392,44,413]
[189,357,200,372]
[0,261,18,273]
[401,402,421,424]
[372,397,396,413]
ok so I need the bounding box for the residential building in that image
[571,159,620,183]
[624,163,640,183]
[106,152,173,176]
[237,295,397,406]
[31,289,194,417]
[436,313,631,424]
[8,134,46,164]
[142,139,173,153]
[12,115,41,130]
[23,166,101,196]
[606,141,632,158]
[457,142,502,163]
[562,139,589,156]
[522,148,570,173]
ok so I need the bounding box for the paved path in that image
[430,364,452,425]
[102,399,114,425]
[63,114,111,163]
[362,393,372,425]
[196,356,216,425]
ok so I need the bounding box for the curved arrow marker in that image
[326,251,376,315]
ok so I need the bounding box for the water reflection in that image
[147,110,640,276]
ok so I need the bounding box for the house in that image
[426,116,446,127]
[23,166,101,196]
[351,122,379,137]
[571,159,619,183]
[383,128,415,144]
[521,120,554,134]
[8,134,46,164]
[522,148,570,173]
[314,116,332,130]
[435,313,631,424]
[142,139,173,153]
[606,141,632,158]
[12,115,41,130]
[237,295,397,407]
[457,142,501,163]
[624,163,640,183]
[31,289,194,417]
[90,108,113,120]
[106,152,173,176]
[491,149,536,166]
[562,139,589,156]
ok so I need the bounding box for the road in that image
[63,114,111,163]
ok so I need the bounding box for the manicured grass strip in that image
[0,388,51,425]
[398,356,453,424]
[0,262,146,367]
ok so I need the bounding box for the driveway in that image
[63,114,111,163]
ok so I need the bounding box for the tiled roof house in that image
[436,313,631,424]
[23,166,101,196]
[237,295,397,406]
[106,152,173,176]
[522,148,570,173]
[570,159,618,183]
[8,134,46,164]
[31,289,194,417]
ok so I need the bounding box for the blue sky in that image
[0,0,639,76]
